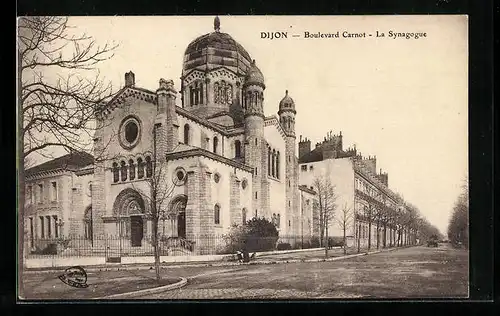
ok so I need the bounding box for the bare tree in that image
[17,17,117,296]
[336,203,353,255]
[313,176,338,258]
[132,133,182,282]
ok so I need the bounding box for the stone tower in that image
[243,60,268,219]
[278,90,299,236]
[155,78,179,157]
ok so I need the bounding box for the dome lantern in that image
[214,16,220,32]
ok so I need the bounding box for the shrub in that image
[328,237,345,248]
[310,236,320,248]
[276,243,292,250]
[217,217,279,254]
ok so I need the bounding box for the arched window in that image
[242,208,247,224]
[112,162,119,183]
[213,136,218,154]
[276,151,280,179]
[268,147,271,176]
[235,140,241,158]
[189,86,194,106]
[84,207,93,240]
[120,161,127,181]
[198,82,203,104]
[137,158,144,179]
[129,159,135,180]
[194,83,199,105]
[145,156,152,178]
[272,149,276,177]
[214,204,220,225]
[183,124,190,144]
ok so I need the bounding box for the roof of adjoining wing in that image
[26,151,94,177]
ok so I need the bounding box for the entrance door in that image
[130,216,144,247]
[177,212,186,238]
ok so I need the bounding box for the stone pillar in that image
[198,167,214,254]
[229,173,241,225]
[92,124,106,246]
[185,169,200,242]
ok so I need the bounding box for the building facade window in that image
[271,149,276,177]
[234,140,242,158]
[213,136,219,154]
[214,204,220,225]
[145,156,152,178]
[137,158,144,179]
[27,185,33,204]
[40,216,44,238]
[29,217,34,247]
[51,182,57,201]
[276,151,280,179]
[214,80,232,104]
[129,159,136,180]
[301,165,307,171]
[184,124,190,144]
[46,216,51,238]
[120,161,128,181]
[112,162,119,183]
[38,184,43,203]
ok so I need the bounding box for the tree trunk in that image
[18,49,25,299]
[324,219,328,258]
[368,218,372,251]
[376,218,380,250]
[357,223,361,253]
[152,218,161,281]
[343,224,347,255]
[383,222,387,248]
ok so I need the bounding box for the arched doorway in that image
[113,189,146,247]
[168,195,188,238]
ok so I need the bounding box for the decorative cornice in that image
[264,116,287,140]
[166,148,254,173]
[25,168,70,181]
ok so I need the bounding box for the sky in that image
[30,15,468,235]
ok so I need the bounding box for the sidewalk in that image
[24,246,407,274]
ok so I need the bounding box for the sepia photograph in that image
[17,15,469,300]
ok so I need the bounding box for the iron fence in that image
[25,234,326,259]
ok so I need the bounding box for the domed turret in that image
[244,60,265,89]
[278,90,296,137]
[278,90,296,115]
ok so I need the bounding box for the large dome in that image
[182,17,253,77]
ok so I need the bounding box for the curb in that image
[95,277,188,299]
[24,247,407,274]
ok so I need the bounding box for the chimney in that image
[125,71,135,87]
[298,137,311,159]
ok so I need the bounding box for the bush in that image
[328,237,345,248]
[216,217,279,254]
[310,236,320,248]
[276,243,292,250]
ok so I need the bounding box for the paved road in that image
[133,245,468,299]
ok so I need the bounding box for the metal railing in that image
[24,234,409,259]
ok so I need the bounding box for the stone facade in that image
[24,18,319,255]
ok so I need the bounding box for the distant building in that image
[298,132,412,248]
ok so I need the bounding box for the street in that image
[138,245,468,299]
[22,245,468,300]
